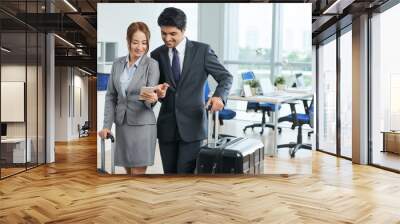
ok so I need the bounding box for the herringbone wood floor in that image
[1,135,400,223]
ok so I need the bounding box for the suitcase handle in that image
[207,107,219,148]
[99,132,115,174]
[106,132,115,143]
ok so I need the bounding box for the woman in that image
[99,22,160,175]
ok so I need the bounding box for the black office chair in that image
[243,102,282,135]
[277,98,313,158]
[241,71,282,135]
[79,121,90,138]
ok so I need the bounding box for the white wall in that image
[54,67,89,141]
[1,65,30,138]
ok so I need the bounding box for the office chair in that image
[277,98,313,158]
[204,81,236,137]
[241,71,281,135]
[79,121,90,138]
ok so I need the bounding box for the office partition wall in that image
[1,30,28,177]
[316,25,354,159]
[0,1,47,179]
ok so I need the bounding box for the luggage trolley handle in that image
[99,132,115,174]
[207,106,219,148]
[106,132,115,143]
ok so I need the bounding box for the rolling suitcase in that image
[196,110,264,174]
[98,133,115,174]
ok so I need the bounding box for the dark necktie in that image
[171,48,181,84]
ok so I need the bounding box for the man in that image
[151,7,233,174]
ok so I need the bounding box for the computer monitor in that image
[260,78,274,95]
[295,73,305,88]
[1,123,7,137]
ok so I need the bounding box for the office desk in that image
[381,131,400,154]
[1,138,32,164]
[228,90,313,156]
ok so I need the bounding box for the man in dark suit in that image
[151,7,233,174]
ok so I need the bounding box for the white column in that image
[46,33,55,163]
[352,14,369,164]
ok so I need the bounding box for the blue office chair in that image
[204,81,236,126]
[241,71,282,135]
[277,98,313,158]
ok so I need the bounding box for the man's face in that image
[160,26,185,48]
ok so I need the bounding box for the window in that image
[224,4,312,95]
[371,3,400,171]
[224,4,273,93]
[340,29,352,158]
[280,4,312,88]
[318,37,337,155]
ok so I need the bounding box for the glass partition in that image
[317,37,337,155]
[339,29,352,158]
[370,4,400,171]
[0,1,46,179]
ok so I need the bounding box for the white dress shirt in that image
[168,37,186,73]
[120,54,142,97]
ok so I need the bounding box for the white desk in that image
[228,90,313,156]
[1,138,31,163]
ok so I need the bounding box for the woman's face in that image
[129,30,147,59]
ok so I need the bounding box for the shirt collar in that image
[125,54,143,68]
[171,36,186,54]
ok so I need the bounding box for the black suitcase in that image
[196,110,264,174]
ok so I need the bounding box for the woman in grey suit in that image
[98,22,160,175]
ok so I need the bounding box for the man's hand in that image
[155,83,170,99]
[207,97,224,112]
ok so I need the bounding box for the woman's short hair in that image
[157,7,186,31]
[126,22,150,53]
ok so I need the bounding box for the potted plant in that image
[245,80,260,96]
[274,76,286,91]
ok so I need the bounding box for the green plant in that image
[245,80,260,88]
[274,76,286,86]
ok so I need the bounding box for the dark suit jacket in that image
[151,39,233,142]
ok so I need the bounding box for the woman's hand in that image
[98,128,111,139]
[140,91,158,104]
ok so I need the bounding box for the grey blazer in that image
[151,39,233,142]
[103,55,160,129]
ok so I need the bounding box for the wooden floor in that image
[372,151,400,171]
[1,135,400,223]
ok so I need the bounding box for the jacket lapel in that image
[126,56,147,94]
[114,57,125,97]
[160,46,177,89]
[179,39,195,89]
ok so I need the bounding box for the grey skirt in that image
[114,119,156,167]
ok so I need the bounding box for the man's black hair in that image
[157,7,187,31]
